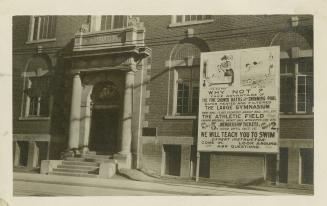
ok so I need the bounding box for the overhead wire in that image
[13,17,313,52]
[12,17,313,55]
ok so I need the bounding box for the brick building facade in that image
[12,15,313,187]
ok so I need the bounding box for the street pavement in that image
[13,173,292,196]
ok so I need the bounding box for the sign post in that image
[196,46,280,181]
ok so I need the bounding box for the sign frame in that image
[196,46,280,154]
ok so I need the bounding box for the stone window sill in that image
[25,38,56,44]
[19,116,50,121]
[169,19,214,28]
[164,115,197,120]
[280,114,314,119]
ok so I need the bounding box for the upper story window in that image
[176,67,200,115]
[176,15,211,23]
[170,15,213,27]
[25,77,51,117]
[90,15,128,32]
[101,15,127,30]
[170,42,205,116]
[280,58,313,114]
[21,56,52,119]
[29,16,56,41]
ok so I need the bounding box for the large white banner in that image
[197,46,280,153]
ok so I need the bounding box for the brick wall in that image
[141,142,162,174]
[13,16,313,180]
[139,15,313,181]
[280,118,314,139]
[141,15,313,139]
[13,16,86,136]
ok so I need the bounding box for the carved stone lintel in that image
[79,24,90,33]
[127,16,140,27]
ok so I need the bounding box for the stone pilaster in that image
[13,141,20,167]
[27,141,39,169]
[288,147,300,184]
[114,70,135,169]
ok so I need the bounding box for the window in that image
[169,42,204,117]
[174,15,212,23]
[22,56,51,119]
[24,77,50,117]
[296,61,313,113]
[176,67,199,115]
[101,15,127,30]
[29,16,56,41]
[280,58,313,114]
[91,15,128,31]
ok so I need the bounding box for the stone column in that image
[79,87,92,153]
[119,71,134,155]
[68,73,82,149]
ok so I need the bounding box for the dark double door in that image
[89,108,119,154]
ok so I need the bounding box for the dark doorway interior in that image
[164,145,181,176]
[301,148,314,185]
[199,152,210,178]
[89,108,119,154]
[190,145,197,177]
[279,148,289,183]
[37,142,49,166]
[17,141,29,166]
[266,154,277,183]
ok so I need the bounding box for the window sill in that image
[19,116,50,121]
[164,115,197,120]
[25,38,56,44]
[280,114,314,119]
[169,19,214,28]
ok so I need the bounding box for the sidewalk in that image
[117,169,313,195]
[14,172,289,196]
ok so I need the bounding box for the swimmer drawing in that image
[203,55,234,87]
[241,52,275,87]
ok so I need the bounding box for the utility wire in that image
[13,26,312,56]
[13,17,312,52]
[13,18,313,55]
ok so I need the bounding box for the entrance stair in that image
[48,152,114,178]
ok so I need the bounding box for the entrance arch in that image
[89,81,121,154]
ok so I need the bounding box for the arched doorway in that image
[89,81,121,154]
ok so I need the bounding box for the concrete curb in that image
[14,172,287,196]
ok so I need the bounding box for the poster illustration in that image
[198,46,280,153]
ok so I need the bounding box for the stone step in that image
[57,165,99,171]
[49,171,98,178]
[64,157,86,161]
[62,160,99,167]
[82,154,112,159]
[85,151,97,155]
[53,168,98,174]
